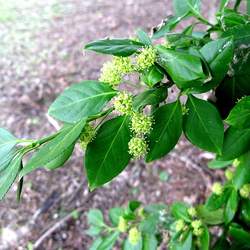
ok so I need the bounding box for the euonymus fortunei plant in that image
[1,0,250,249]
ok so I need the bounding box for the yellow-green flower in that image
[211,182,223,196]
[188,207,197,218]
[136,47,156,71]
[175,219,185,232]
[193,227,204,237]
[240,184,250,199]
[131,112,153,135]
[128,227,141,245]
[113,56,133,74]
[128,137,147,159]
[225,169,234,181]
[99,61,122,87]
[114,91,133,115]
[118,216,127,233]
[79,123,96,149]
[191,220,202,230]
[233,159,240,168]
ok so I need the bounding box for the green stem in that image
[234,0,242,11]
[87,108,114,122]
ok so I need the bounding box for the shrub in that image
[1,0,250,249]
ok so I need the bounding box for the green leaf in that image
[48,81,116,123]
[133,85,167,111]
[225,96,250,129]
[97,232,119,250]
[205,193,228,211]
[20,119,86,177]
[123,237,142,250]
[219,127,250,160]
[240,199,250,225]
[171,202,191,222]
[196,205,224,225]
[219,0,230,11]
[157,46,206,89]
[85,116,131,189]
[140,214,159,234]
[229,223,250,247]
[200,226,210,250]
[87,209,104,227]
[142,234,158,250]
[136,29,152,46]
[146,101,182,162]
[86,225,103,237]
[173,0,200,17]
[90,238,103,250]
[184,95,224,154]
[141,65,164,87]
[0,153,23,200]
[207,159,233,169]
[171,231,192,250]
[194,37,234,93]
[45,144,74,170]
[109,207,124,226]
[85,39,144,56]
[222,24,250,46]
[152,15,188,39]
[224,188,239,224]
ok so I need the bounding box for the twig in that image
[33,191,96,249]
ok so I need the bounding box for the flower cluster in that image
[211,182,223,196]
[135,47,157,71]
[113,91,133,115]
[128,227,141,245]
[175,219,185,232]
[225,169,234,181]
[240,184,250,199]
[99,56,133,87]
[79,123,96,149]
[131,112,153,135]
[187,207,197,218]
[118,216,127,233]
[128,137,147,159]
[191,220,203,236]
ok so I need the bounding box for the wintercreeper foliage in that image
[211,182,223,196]
[128,137,147,159]
[79,123,96,149]
[131,112,153,135]
[135,46,156,71]
[128,227,141,245]
[113,91,133,115]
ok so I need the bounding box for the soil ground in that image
[0,0,224,249]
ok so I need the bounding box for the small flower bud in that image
[233,159,240,168]
[128,227,141,245]
[118,216,127,233]
[211,182,223,195]
[136,47,156,71]
[188,207,197,218]
[131,112,153,135]
[99,61,122,87]
[240,184,250,199]
[79,123,96,149]
[113,56,133,74]
[182,105,189,115]
[193,227,204,237]
[225,169,234,181]
[128,137,147,159]
[191,220,202,230]
[175,219,185,232]
[114,92,133,115]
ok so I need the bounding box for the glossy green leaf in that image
[196,205,224,225]
[205,192,228,211]
[85,39,144,56]
[224,188,239,224]
[20,119,86,177]
[240,199,250,225]
[85,116,131,189]
[184,95,224,154]
[200,226,210,250]
[225,96,250,129]
[219,127,250,160]
[48,81,116,123]
[194,37,234,93]
[171,202,191,222]
[86,226,103,237]
[136,29,152,46]
[123,237,142,250]
[0,153,22,200]
[133,85,167,111]
[89,238,103,250]
[142,234,158,250]
[229,223,250,247]
[109,207,124,226]
[45,144,74,170]
[146,101,182,162]
[173,0,200,17]
[140,214,159,234]
[141,65,164,87]
[87,209,105,227]
[157,46,205,89]
[171,231,192,250]
[207,159,233,169]
[97,232,119,250]
[222,24,250,46]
